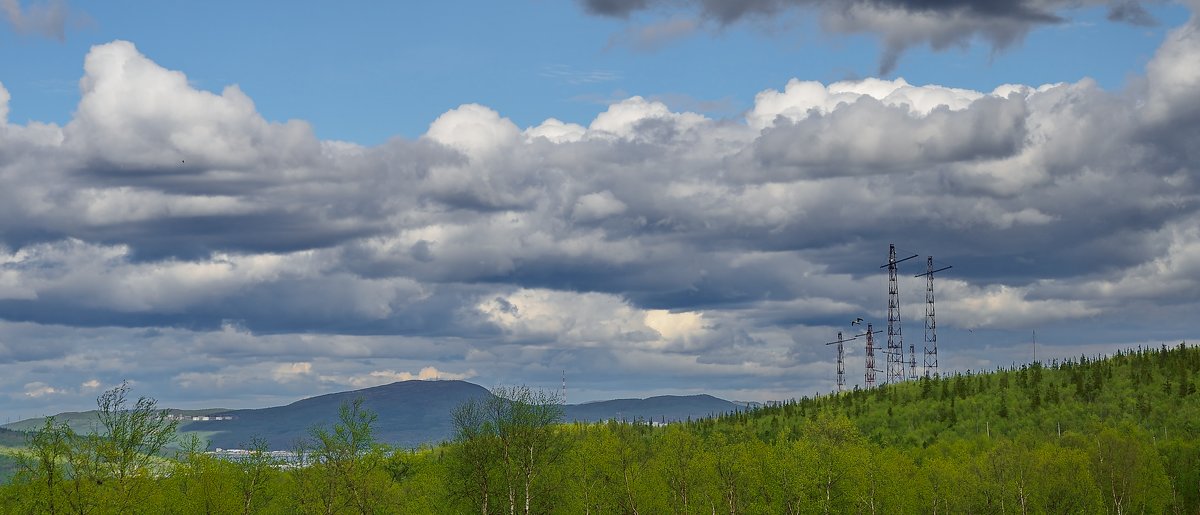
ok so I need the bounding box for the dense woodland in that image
[2,343,1197,514]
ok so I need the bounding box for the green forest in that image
[2,343,1197,514]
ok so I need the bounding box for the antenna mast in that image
[824,331,857,393]
[859,323,883,388]
[909,335,917,380]
[882,244,919,384]
[915,257,951,377]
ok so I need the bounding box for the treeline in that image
[2,344,1197,513]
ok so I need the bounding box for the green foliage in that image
[4,344,1198,513]
[446,384,567,515]
[3,381,180,514]
[656,424,706,513]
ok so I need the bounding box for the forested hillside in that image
[2,344,1196,514]
[0,428,22,484]
[679,342,1200,513]
[728,342,1200,447]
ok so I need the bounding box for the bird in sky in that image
[851,317,864,326]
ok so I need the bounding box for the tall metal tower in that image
[915,257,952,377]
[824,332,856,393]
[881,244,918,384]
[859,323,882,388]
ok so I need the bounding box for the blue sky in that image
[1,0,1199,421]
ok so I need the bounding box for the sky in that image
[1,0,1198,420]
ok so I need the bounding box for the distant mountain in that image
[188,383,739,449]
[5,381,741,451]
[564,394,739,423]
[3,408,228,435]
[183,380,491,450]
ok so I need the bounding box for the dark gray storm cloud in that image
[1108,0,1159,25]
[583,0,1068,21]
[580,0,1158,73]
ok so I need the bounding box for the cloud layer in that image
[2,9,1199,415]
[581,0,1165,73]
[1,0,80,41]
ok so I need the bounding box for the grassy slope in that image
[3,408,229,435]
[3,409,233,453]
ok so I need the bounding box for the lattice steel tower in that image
[824,332,855,393]
[863,323,880,388]
[908,333,918,379]
[882,244,918,384]
[916,257,951,377]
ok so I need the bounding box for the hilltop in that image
[2,408,229,435]
[565,394,736,423]
[674,342,1200,511]
[187,382,739,449]
[179,380,491,449]
[707,342,1200,447]
[5,381,740,450]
